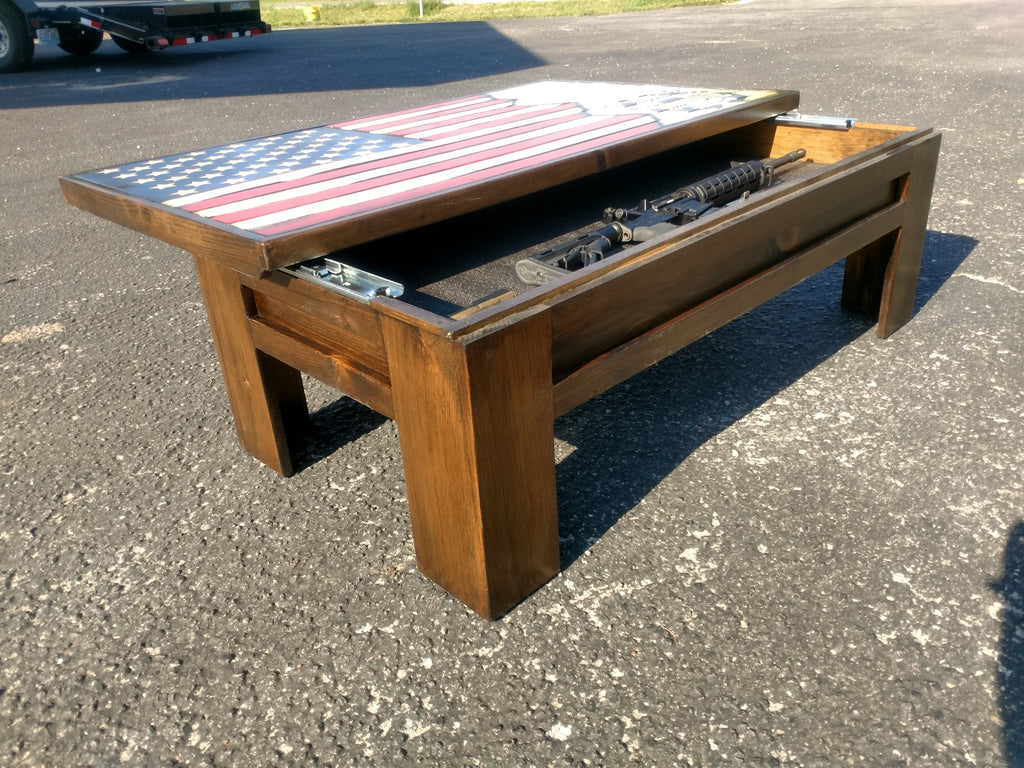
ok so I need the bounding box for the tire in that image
[58,24,103,55]
[0,0,33,73]
[112,35,149,54]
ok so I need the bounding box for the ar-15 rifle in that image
[515,149,806,285]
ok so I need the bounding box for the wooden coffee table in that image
[61,82,940,618]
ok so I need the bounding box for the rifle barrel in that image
[763,148,807,170]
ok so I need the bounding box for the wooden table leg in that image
[841,229,899,319]
[382,308,560,619]
[192,254,308,477]
[875,132,942,337]
[842,132,942,337]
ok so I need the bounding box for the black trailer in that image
[0,0,270,72]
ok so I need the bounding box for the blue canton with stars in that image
[78,127,420,204]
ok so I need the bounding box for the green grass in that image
[262,0,727,29]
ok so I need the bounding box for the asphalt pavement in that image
[2,0,1023,764]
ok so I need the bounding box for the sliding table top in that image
[60,81,798,275]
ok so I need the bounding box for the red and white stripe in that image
[170,33,220,45]
[170,96,659,235]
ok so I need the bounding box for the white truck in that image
[0,0,270,72]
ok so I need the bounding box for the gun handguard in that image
[516,149,806,285]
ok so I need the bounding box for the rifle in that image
[515,149,806,285]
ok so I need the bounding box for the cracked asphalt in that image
[2,0,1023,764]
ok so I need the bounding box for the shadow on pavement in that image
[1,23,545,109]
[555,231,977,566]
[250,229,975,562]
[991,521,1024,767]
[292,396,389,474]
[915,231,980,310]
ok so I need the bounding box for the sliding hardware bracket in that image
[774,112,856,130]
[281,257,404,304]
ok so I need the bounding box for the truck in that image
[0,0,270,73]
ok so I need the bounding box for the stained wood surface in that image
[447,126,936,339]
[542,154,904,378]
[60,83,798,277]
[243,272,391,376]
[381,309,559,619]
[192,254,309,476]
[60,83,940,618]
[60,177,273,275]
[841,230,901,317]
[552,200,908,415]
[707,121,914,166]
[874,131,942,336]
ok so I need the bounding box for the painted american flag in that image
[78,82,780,238]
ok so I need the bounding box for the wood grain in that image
[259,93,799,273]
[553,200,907,415]
[248,316,394,419]
[192,254,308,476]
[60,177,272,275]
[841,230,901,316]
[382,309,559,619]
[544,144,913,381]
[875,131,942,337]
[445,126,937,342]
[62,92,942,618]
[61,90,798,278]
[246,277,390,379]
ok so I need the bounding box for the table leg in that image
[382,308,560,619]
[875,133,942,337]
[192,254,308,477]
[842,132,942,338]
[841,229,898,319]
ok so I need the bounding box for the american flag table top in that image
[63,82,797,267]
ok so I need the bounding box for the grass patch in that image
[405,0,445,15]
[263,0,727,28]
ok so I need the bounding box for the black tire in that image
[0,0,34,73]
[112,35,149,54]
[58,24,103,55]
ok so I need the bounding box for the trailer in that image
[0,0,270,73]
